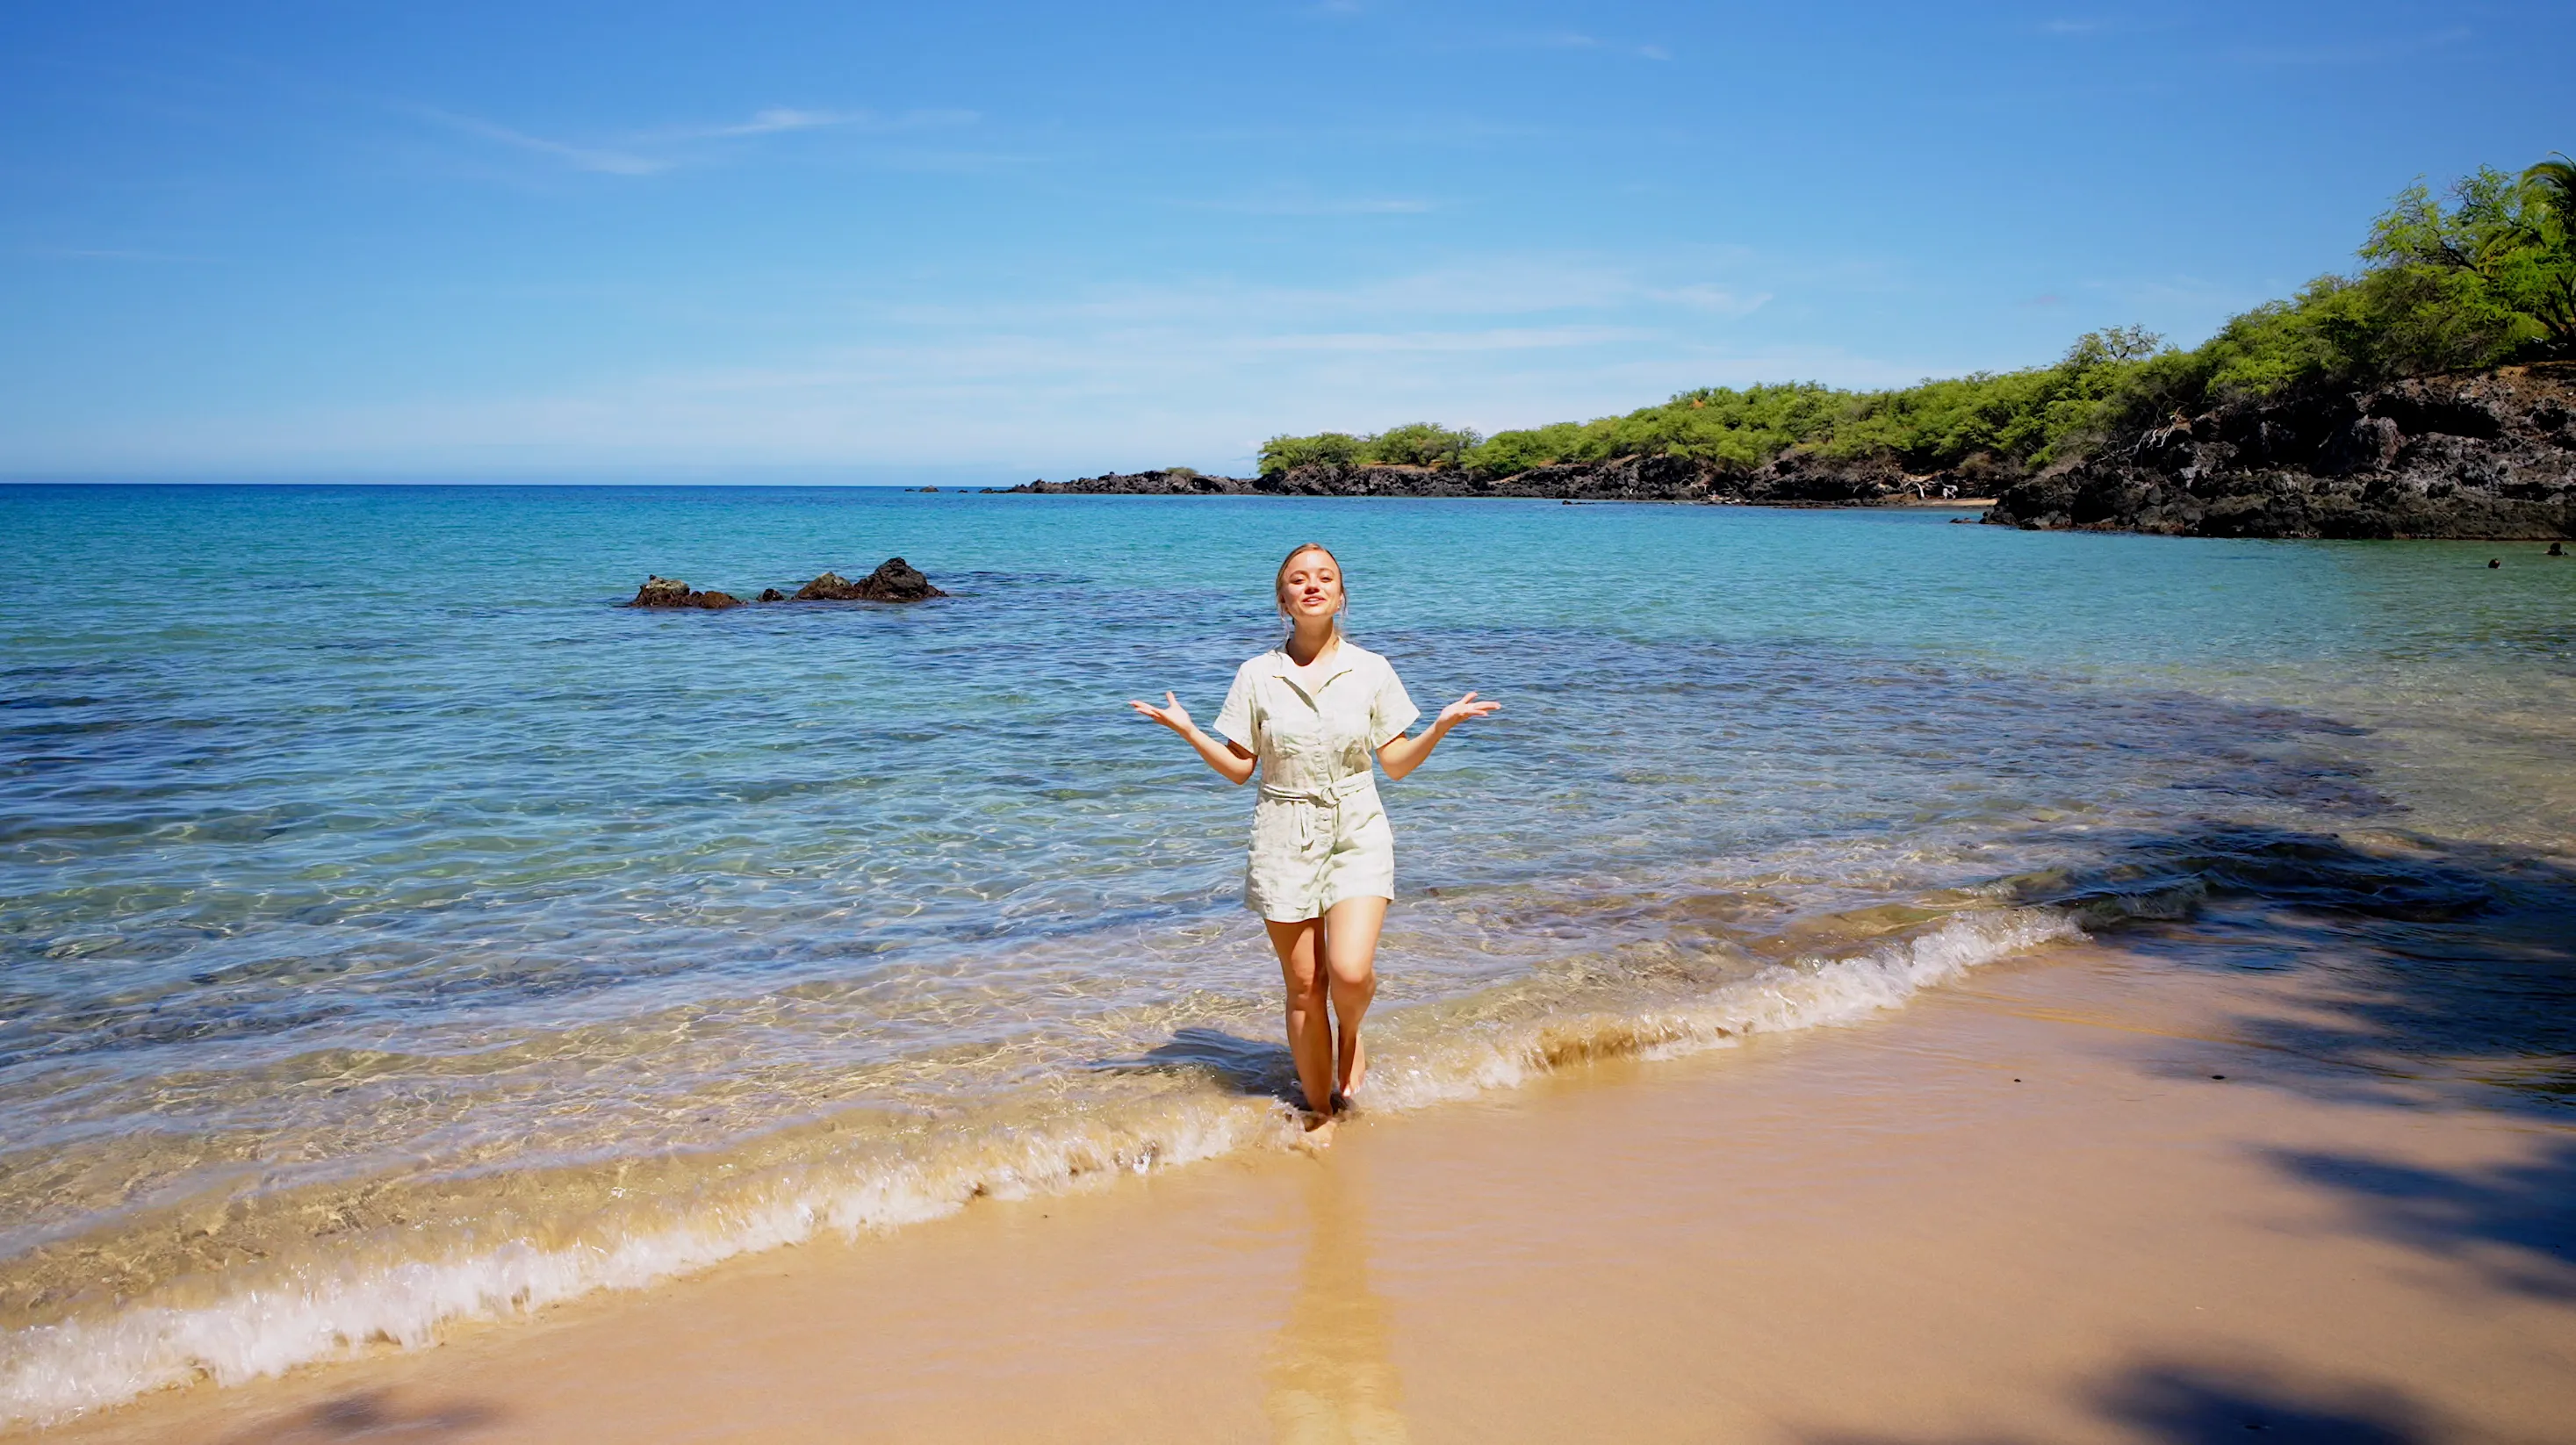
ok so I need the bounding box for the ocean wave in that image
[0,904,2079,1431]
[1364,904,2084,1108]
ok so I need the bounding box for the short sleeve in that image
[1213,662,1259,749]
[1367,658,1420,749]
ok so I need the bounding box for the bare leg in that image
[1322,895,1387,1105]
[1264,917,1336,1128]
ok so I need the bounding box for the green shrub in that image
[1258,155,2572,478]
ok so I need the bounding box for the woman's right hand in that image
[1126,691,1193,734]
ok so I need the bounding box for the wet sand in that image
[30,938,2576,1444]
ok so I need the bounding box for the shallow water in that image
[3,485,2571,1427]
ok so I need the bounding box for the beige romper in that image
[1214,643,1421,923]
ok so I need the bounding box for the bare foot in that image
[1335,1035,1367,1108]
[1290,1113,1336,1153]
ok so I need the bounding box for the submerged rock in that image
[1983,364,2576,540]
[790,557,947,603]
[626,576,743,609]
[757,587,787,602]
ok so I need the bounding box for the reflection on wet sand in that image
[1263,1162,1411,1444]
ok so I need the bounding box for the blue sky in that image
[2,1,2566,479]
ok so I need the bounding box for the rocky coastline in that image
[1982,365,2576,539]
[1002,366,2576,540]
[1002,454,1990,507]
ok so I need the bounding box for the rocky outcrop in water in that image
[790,557,946,602]
[627,558,946,609]
[1983,365,2576,539]
[1008,469,1258,495]
[626,576,743,609]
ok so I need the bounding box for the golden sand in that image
[29,940,2576,1443]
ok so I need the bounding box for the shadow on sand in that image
[1817,1359,2439,1443]
[1105,1024,1304,1106]
[2017,823,2576,1113]
[2267,1138,2576,1302]
[2009,823,2576,1315]
[214,1390,501,1443]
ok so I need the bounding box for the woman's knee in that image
[1280,959,1329,1006]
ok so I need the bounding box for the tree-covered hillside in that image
[1260,155,2576,482]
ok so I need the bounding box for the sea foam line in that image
[0,905,2079,1432]
[1367,903,2084,1109]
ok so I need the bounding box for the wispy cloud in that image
[672,107,860,139]
[876,257,1762,330]
[47,253,1830,472]
[97,325,1954,475]
[414,107,666,175]
[1489,31,1671,60]
[1245,324,1650,354]
[2077,273,2257,314]
[413,104,979,176]
[1182,191,1436,216]
[651,106,978,140]
[1650,284,1770,315]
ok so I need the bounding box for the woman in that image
[1129,543,1500,1135]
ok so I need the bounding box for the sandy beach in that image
[25,924,2571,1445]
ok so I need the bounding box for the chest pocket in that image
[1278,666,1392,780]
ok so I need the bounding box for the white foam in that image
[0,907,2077,1432]
[0,1104,1284,1430]
[1368,906,2085,1108]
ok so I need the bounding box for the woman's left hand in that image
[1437,691,1501,728]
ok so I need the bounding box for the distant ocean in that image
[4,484,2572,1427]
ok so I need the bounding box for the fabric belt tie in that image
[1258,773,1379,896]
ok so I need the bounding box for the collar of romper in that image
[1270,648,1354,702]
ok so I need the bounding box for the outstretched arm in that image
[1376,691,1500,781]
[1127,692,1256,785]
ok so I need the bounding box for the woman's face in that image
[1279,550,1344,626]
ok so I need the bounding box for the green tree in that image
[1259,431,1366,475]
[1261,153,2576,481]
[2508,154,2576,347]
[2359,165,2568,356]
[1361,422,1482,468]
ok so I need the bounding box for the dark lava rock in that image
[1732,451,1910,504]
[626,576,743,609]
[1263,463,1498,497]
[1984,364,2576,540]
[1007,468,1258,494]
[790,557,948,603]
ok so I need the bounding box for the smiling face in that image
[1275,543,1345,634]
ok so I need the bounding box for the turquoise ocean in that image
[3,485,2572,1427]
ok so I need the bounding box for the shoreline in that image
[28,930,2573,1444]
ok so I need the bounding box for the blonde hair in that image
[1274,542,1347,642]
